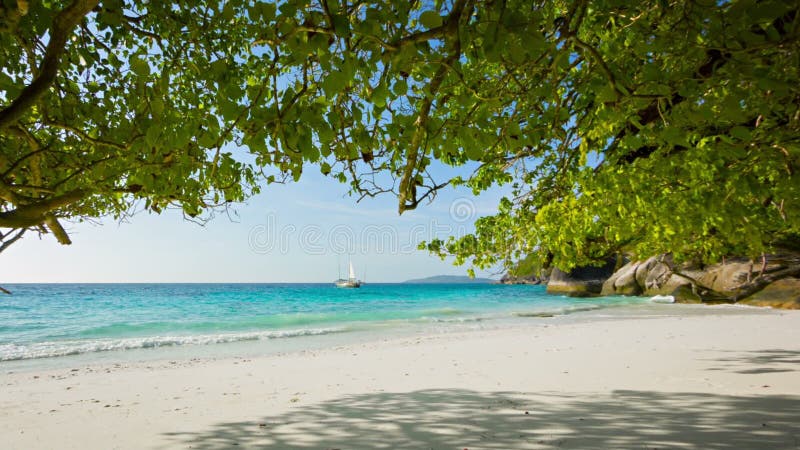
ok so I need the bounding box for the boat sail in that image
[335,260,361,288]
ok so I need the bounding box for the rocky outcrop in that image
[546,258,618,297]
[670,284,702,303]
[739,278,800,309]
[601,253,800,308]
[499,273,547,285]
[601,255,684,297]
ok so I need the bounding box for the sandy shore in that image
[2,310,799,449]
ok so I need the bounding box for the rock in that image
[600,252,800,308]
[601,256,679,296]
[547,258,617,297]
[499,273,545,285]
[647,272,690,296]
[642,258,679,293]
[739,278,800,309]
[695,258,754,296]
[500,267,550,285]
[671,285,702,303]
[601,260,641,296]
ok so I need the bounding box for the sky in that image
[0,5,519,284]
[1,162,510,283]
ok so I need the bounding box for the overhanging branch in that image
[0,0,99,129]
[0,189,86,229]
[397,0,468,213]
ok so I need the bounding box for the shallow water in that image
[0,283,769,368]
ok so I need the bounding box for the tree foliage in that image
[0,0,263,246]
[418,0,800,272]
[1,0,798,274]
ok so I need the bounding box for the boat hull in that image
[334,279,361,288]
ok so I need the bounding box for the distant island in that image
[403,275,494,284]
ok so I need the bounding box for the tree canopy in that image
[1,0,798,275]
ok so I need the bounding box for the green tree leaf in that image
[419,11,443,29]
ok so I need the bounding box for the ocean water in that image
[0,283,754,368]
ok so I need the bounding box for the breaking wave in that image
[0,327,346,362]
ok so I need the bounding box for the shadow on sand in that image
[706,349,800,375]
[164,389,800,449]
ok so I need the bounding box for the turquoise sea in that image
[0,283,740,368]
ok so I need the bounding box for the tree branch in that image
[44,215,72,245]
[0,0,99,129]
[45,119,127,151]
[0,189,86,229]
[398,0,467,213]
[0,228,26,254]
[571,36,626,98]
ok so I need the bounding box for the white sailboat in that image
[334,260,361,288]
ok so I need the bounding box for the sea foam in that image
[0,327,346,361]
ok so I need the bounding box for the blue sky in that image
[1,162,510,283]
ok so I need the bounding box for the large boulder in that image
[670,284,703,303]
[547,258,618,297]
[601,255,685,296]
[601,259,642,295]
[739,278,800,309]
[692,256,799,298]
[601,253,800,308]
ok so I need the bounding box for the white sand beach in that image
[2,310,799,449]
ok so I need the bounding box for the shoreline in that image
[2,310,799,449]
[1,301,777,372]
